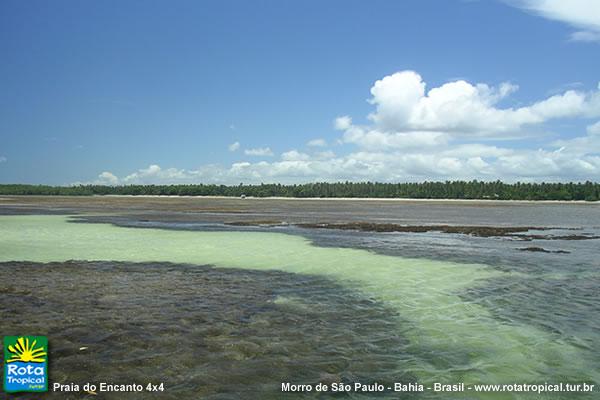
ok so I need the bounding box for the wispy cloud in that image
[244,147,274,156]
[570,30,600,43]
[307,138,327,147]
[228,141,240,152]
[506,0,600,43]
[587,121,600,135]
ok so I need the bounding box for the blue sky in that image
[1,0,599,184]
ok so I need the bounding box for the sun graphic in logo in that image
[6,337,47,363]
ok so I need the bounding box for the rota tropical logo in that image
[3,336,48,393]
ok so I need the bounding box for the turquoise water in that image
[0,215,598,398]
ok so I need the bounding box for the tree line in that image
[0,181,599,201]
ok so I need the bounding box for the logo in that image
[3,336,48,393]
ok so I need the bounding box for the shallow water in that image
[0,214,599,399]
[1,261,410,399]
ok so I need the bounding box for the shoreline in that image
[93,194,600,204]
[1,194,599,205]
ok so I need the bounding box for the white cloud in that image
[228,141,240,151]
[122,164,190,184]
[89,71,600,185]
[315,150,336,160]
[587,121,600,135]
[244,147,274,156]
[307,138,327,147]
[508,0,600,42]
[97,171,119,185]
[334,116,352,130]
[439,144,514,159]
[551,121,600,155]
[94,137,600,187]
[0,156,6,163]
[570,30,600,42]
[342,126,448,151]
[365,70,600,136]
[281,150,310,161]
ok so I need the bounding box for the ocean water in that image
[0,213,599,399]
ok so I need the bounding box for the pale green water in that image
[0,215,597,398]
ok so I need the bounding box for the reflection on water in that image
[0,261,410,399]
[0,214,599,399]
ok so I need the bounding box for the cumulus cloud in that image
[507,0,600,42]
[551,121,600,155]
[334,116,352,130]
[97,171,119,185]
[95,129,600,186]
[89,70,600,185]
[328,71,600,154]
[365,70,600,136]
[281,150,310,161]
[314,150,336,160]
[94,146,600,185]
[228,141,240,151]
[244,147,274,156]
[307,138,327,147]
[119,164,191,184]
[342,127,448,151]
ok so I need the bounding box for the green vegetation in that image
[1,181,599,201]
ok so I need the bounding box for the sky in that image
[1,0,599,185]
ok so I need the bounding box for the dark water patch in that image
[518,233,600,241]
[227,220,600,241]
[517,247,570,254]
[293,227,599,273]
[298,223,553,238]
[225,220,600,241]
[0,206,78,215]
[0,261,413,399]
[225,220,287,227]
